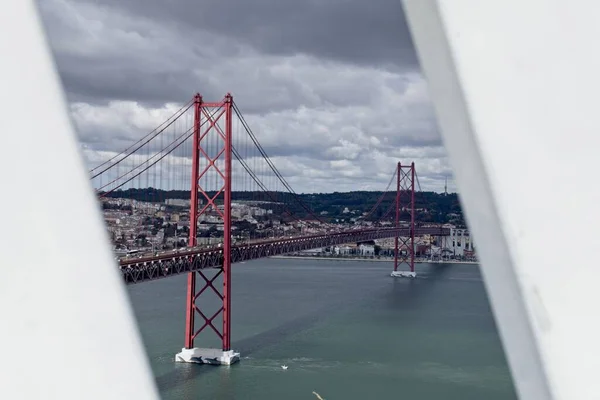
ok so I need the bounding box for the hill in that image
[100,188,466,226]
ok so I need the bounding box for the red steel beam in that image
[183,93,233,352]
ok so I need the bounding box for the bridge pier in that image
[178,93,240,366]
[176,348,240,366]
[390,271,416,278]
[391,162,417,278]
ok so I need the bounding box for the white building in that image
[359,244,375,256]
[437,228,475,257]
[165,198,191,207]
[334,245,352,255]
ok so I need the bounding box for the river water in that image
[127,258,517,399]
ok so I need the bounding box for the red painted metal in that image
[193,269,224,341]
[184,93,233,351]
[222,93,233,351]
[119,227,450,285]
[184,93,202,349]
[393,162,416,273]
[409,162,415,272]
[394,162,400,271]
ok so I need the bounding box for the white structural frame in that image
[403,1,600,399]
[0,2,159,399]
[1,1,599,399]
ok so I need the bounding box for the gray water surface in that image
[127,259,517,399]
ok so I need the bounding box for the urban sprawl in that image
[102,197,477,262]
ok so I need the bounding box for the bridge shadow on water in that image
[155,361,206,394]
[154,360,236,399]
[390,264,455,304]
[234,305,343,357]
[153,290,362,394]
[154,264,460,394]
[231,265,460,362]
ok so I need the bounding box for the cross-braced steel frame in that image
[184,93,233,351]
[394,162,416,273]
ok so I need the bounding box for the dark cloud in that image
[38,0,418,107]
[38,0,453,193]
[72,0,417,69]
[58,61,204,106]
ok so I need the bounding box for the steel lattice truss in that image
[394,163,417,273]
[119,227,449,285]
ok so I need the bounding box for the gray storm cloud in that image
[37,0,455,193]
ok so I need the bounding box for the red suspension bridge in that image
[91,93,451,365]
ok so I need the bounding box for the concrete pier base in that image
[175,348,240,365]
[391,271,417,278]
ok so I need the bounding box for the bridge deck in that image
[119,227,450,284]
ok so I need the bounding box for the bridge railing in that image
[119,226,450,284]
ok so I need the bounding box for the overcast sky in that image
[37,0,456,194]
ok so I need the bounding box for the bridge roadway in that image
[119,226,450,285]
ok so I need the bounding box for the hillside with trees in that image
[100,188,466,226]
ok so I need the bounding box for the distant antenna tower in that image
[444,176,448,195]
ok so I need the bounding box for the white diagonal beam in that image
[403,1,600,399]
[0,1,159,398]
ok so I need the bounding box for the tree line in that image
[100,188,465,225]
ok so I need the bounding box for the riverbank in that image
[269,255,479,265]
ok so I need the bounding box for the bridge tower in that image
[391,162,417,278]
[175,93,240,365]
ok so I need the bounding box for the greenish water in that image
[127,259,517,399]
